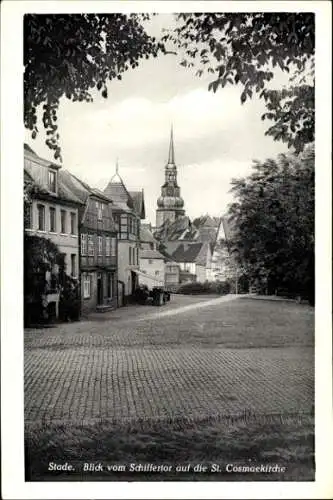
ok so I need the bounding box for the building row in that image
[24,130,234,319]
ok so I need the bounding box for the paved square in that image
[24,296,314,425]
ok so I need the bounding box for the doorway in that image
[131,271,138,295]
[97,273,103,305]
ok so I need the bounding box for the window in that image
[155,271,160,276]
[120,214,128,239]
[83,273,91,298]
[71,254,76,277]
[111,237,117,257]
[105,237,111,256]
[37,204,45,231]
[129,246,132,265]
[98,236,103,256]
[70,212,76,235]
[136,247,139,265]
[48,170,57,193]
[81,234,87,255]
[96,201,103,221]
[113,214,120,231]
[24,203,32,229]
[49,207,56,232]
[148,259,153,265]
[60,210,66,233]
[88,234,94,256]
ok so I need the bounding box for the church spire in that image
[168,125,175,164]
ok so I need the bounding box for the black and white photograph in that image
[1,1,332,499]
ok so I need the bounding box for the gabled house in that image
[24,145,83,320]
[139,224,165,284]
[24,144,82,278]
[209,216,238,282]
[103,169,145,304]
[59,171,118,313]
[170,242,212,284]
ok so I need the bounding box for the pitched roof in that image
[24,143,61,169]
[154,215,193,241]
[24,149,82,205]
[163,241,184,256]
[171,243,204,264]
[129,190,145,219]
[24,143,37,155]
[192,214,219,228]
[140,249,165,260]
[58,170,90,204]
[103,173,134,211]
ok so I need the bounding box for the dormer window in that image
[48,169,57,193]
[96,201,103,221]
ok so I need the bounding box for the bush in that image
[177,281,231,295]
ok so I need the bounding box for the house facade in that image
[171,242,212,284]
[59,171,118,314]
[139,225,165,284]
[164,261,180,289]
[24,145,81,280]
[104,169,145,303]
[209,217,237,282]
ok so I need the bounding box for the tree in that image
[24,14,163,161]
[24,234,64,324]
[164,13,314,152]
[227,143,314,302]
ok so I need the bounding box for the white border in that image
[1,1,332,499]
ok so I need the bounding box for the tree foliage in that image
[24,14,162,161]
[227,143,314,301]
[164,13,314,152]
[24,234,64,298]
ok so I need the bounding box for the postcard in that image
[1,1,332,499]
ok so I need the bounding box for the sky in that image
[25,13,289,225]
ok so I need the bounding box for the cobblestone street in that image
[24,295,314,426]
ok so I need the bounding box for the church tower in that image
[156,127,185,228]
